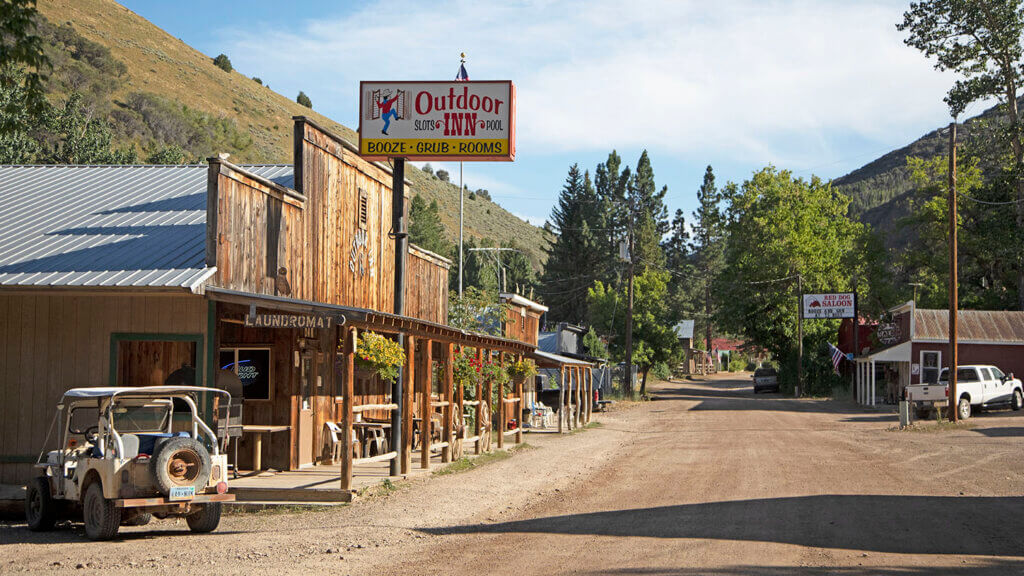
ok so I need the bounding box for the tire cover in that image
[150,437,212,495]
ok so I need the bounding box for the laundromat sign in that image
[358,81,515,161]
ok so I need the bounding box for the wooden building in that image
[847,301,1024,405]
[0,117,531,488]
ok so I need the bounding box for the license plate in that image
[169,486,195,501]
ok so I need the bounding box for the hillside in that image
[834,98,1011,248]
[33,0,550,269]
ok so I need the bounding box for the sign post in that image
[358,77,516,475]
[800,291,857,397]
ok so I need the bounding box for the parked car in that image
[908,365,1023,420]
[25,386,235,540]
[752,367,779,393]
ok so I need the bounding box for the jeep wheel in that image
[958,397,972,420]
[151,437,212,495]
[25,476,56,532]
[1012,390,1023,411]
[83,482,121,540]
[185,503,222,533]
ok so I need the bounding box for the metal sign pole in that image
[390,157,407,476]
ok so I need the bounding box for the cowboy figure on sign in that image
[376,89,401,135]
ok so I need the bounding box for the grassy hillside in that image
[34,0,550,269]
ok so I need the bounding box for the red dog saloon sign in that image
[802,293,855,319]
[358,81,515,161]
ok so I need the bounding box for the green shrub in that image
[252,77,262,85]
[296,91,312,108]
[728,354,747,372]
[213,54,232,72]
[651,362,672,380]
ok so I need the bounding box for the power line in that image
[957,190,1024,205]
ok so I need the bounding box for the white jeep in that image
[25,386,235,540]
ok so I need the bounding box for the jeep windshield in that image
[111,402,171,434]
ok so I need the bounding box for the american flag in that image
[828,343,845,375]
[455,63,469,82]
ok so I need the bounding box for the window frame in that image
[219,346,274,402]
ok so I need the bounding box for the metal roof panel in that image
[0,164,294,288]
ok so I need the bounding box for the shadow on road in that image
[654,384,869,416]
[0,521,245,544]
[972,426,1024,438]
[578,561,1024,576]
[422,494,1024,557]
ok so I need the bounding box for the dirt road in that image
[4,373,1024,574]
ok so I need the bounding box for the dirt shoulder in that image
[1,399,639,575]
[5,375,1024,575]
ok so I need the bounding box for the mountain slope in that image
[34,0,550,269]
[834,99,1010,248]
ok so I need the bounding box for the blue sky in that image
[120,0,970,228]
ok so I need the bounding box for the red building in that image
[847,301,1024,405]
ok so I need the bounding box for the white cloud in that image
[221,0,957,169]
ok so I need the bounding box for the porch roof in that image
[530,349,593,369]
[205,286,534,354]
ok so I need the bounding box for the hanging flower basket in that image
[506,358,537,384]
[353,331,405,383]
[453,348,481,398]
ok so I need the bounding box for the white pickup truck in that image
[905,364,1023,420]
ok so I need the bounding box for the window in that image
[220,348,272,401]
[992,367,1005,379]
[957,368,979,382]
[979,368,993,381]
[113,334,201,387]
[921,351,941,384]
[358,189,368,230]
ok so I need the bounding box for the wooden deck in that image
[229,447,444,503]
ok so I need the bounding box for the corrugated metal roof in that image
[538,332,557,354]
[674,320,694,339]
[0,164,293,288]
[914,309,1024,344]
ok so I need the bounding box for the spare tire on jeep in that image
[150,437,212,495]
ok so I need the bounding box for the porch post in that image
[400,335,415,475]
[870,360,876,406]
[586,366,592,424]
[484,349,494,452]
[442,342,454,463]
[340,326,355,491]
[558,366,565,434]
[497,352,505,450]
[419,339,432,469]
[575,366,583,428]
[475,347,483,454]
[514,354,524,444]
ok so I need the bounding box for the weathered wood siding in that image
[406,245,450,325]
[503,303,541,347]
[207,119,450,324]
[0,293,206,484]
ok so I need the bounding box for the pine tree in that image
[629,151,670,272]
[690,165,725,352]
[409,194,451,257]
[540,164,608,323]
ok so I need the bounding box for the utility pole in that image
[796,273,803,398]
[948,121,959,422]
[624,192,635,397]
[704,277,712,366]
[390,157,407,476]
[458,160,464,298]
